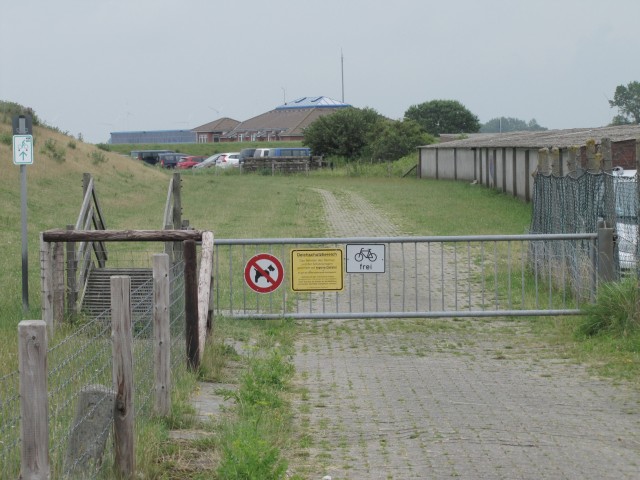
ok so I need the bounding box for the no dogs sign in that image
[244,253,284,293]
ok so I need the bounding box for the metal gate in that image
[213,233,599,319]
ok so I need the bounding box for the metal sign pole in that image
[20,164,29,312]
[13,114,33,314]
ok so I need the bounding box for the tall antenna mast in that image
[341,49,345,103]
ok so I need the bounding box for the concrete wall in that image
[419,145,539,202]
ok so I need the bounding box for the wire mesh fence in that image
[1,244,187,479]
[530,170,638,277]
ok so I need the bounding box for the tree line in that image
[303,81,640,163]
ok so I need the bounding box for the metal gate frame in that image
[213,233,601,320]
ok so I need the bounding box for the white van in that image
[253,148,270,158]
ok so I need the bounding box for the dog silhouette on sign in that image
[254,264,276,283]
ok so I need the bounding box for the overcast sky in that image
[1,0,639,143]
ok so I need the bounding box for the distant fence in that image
[241,156,328,174]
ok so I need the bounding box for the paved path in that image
[288,188,640,479]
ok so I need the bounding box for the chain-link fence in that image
[1,245,187,479]
[530,170,638,278]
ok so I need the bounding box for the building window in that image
[198,134,208,143]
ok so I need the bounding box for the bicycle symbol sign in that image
[346,244,385,273]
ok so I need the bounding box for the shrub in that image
[89,150,107,165]
[67,140,76,149]
[579,276,640,336]
[0,132,11,146]
[96,143,110,151]
[41,138,65,163]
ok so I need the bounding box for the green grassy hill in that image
[0,112,170,325]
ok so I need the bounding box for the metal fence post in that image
[18,320,49,480]
[598,224,615,283]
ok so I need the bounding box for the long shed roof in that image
[423,124,640,149]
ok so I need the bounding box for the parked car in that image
[239,148,257,164]
[194,153,225,169]
[131,149,174,165]
[177,155,206,169]
[215,152,241,168]
[613,168,638,270]
[158,152,186,169]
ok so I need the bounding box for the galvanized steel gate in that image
[213,233,599,320]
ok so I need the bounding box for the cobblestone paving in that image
[288,188,640,479]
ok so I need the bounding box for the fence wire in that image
[1,245,187,479]
[530,171,638,275]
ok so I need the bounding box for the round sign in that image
[244,253,284,293]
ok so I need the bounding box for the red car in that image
[176,156,206,169]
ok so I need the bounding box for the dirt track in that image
[287,188,640,479]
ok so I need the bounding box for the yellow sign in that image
[290,248,344,292]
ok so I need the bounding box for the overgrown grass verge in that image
[154,317,299,479]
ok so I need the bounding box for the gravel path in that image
[288,188,640,479]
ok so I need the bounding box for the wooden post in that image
[53,241,65,326]
[184,240,199,370]
[111,276,135,478]
[163,223,174,264]
[153,254,171,416]
[40,235,53,334]
[171,172,182,231]
[66,225,77,317]
[198,232,214,362]
[19,320,49,480]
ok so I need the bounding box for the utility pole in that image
[341,49,345,103]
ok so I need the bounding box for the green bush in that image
[0,131,11,146]
[96,143,110,151]
[88,150,107,165]
[41,138,65,163]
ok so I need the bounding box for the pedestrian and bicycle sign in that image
[244,253,284,293]
[13,135,33,165]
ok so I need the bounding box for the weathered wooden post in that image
[19,320,49,480]
[172,173,182,262]
[40,235,53,334]
[111,276,135,478]
[53,241,65,326]
[153,254,171,416]
[198,232,215,357]
[184,240,199,370]
[66,224,77,317]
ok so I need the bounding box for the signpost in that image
[13,115,33,313]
